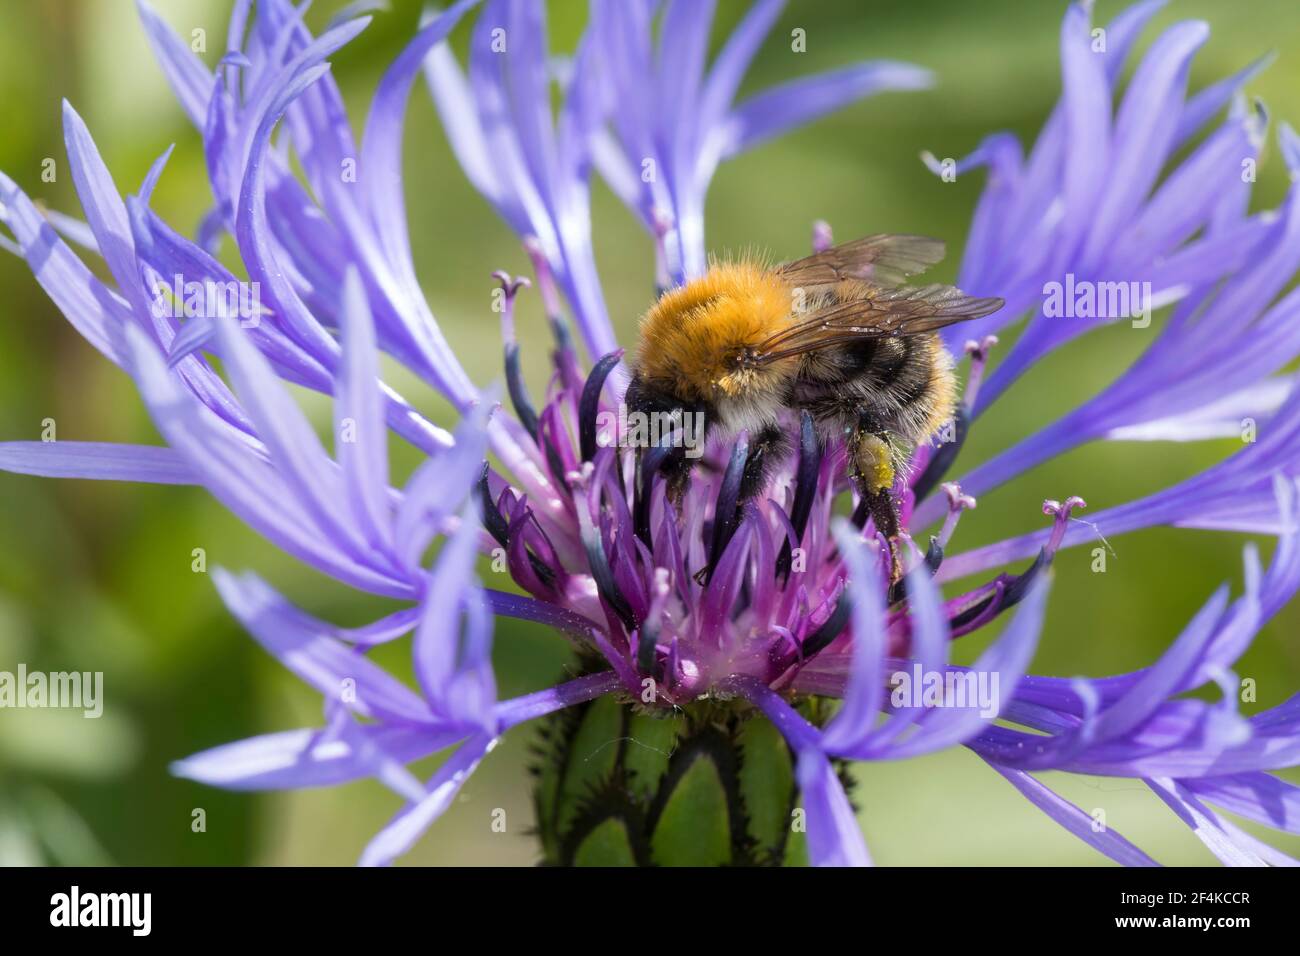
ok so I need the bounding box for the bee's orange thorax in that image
[635,263,795,402]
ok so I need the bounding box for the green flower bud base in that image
[531,686,851,866]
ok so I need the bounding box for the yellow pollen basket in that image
[854,434,895,493]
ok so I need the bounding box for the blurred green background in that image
[1,0,1299,866]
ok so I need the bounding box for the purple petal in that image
[358,731,495,867]
[171,723,459,793]
[413,505,497,730]
[336,269,394,553]
[422,42,504,207]
[857,561,952,750]
[213,569,440,726]
[233,34,368,368]
[1174,52,1274,148]
[720,62,933,158]
[821,522,887,753]
[360,0,480,278]
[656,0,716,177]
[1183,773,1300,833]
[1148,777,1279,866]
[125,325,409,595]
[0,441,195,484]
[42,207,100,253]
[697,0,785,130]
[495,671,622,729]
[1099,0,1168,80]
[0,173,131,365]
[397,405,490,572]
[62,102,151,317]
[885,575,1048,758]
[797,749,871,867]
[1078,21,1208,269]
[987,763,1160,866]
[500,0,559,215]
[136,0,215,127]
[941,393,1300,578]
[1105,379,1294,444]
[333,606,423,648]
[211,308,377,567]
[1088,587,1229,743]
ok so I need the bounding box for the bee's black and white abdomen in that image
[787,331,955,448]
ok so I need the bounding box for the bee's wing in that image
[776,234,947,289]
[745,283,1004,365]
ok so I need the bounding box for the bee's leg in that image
[739,423,793,502]
[634,426,707,509]
[661,447,696,506]
[848,424,904,584]
[624,374,707,509]
[692,424,791,585]
[635,441,695,545]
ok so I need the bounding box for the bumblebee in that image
[625,234,1002,576]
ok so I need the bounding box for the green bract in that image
[533,688,847,866]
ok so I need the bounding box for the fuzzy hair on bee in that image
[634,259,800,432]
[625,234,1003,580]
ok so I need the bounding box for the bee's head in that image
[713,351,767,399]
[634,262,798,404]
[624,372,703,423]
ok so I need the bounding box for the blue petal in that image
[337,269,395,554]
[413,503,497,730]
[797,749,872,867]
[721,62,933,158]
[0,174,129,364]
[135,0,215,127]
[126,325,410,595]
[359,731,495,867]
[0,441,196,484]
[987,763,1160,866]
[213,568,436,725]
[821,522,887,753]
[171,723,459,793]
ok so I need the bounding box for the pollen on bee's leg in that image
[854,483,903,585]
[849,428,904,577]
[665,463,693,506]
[853,433,895,493]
